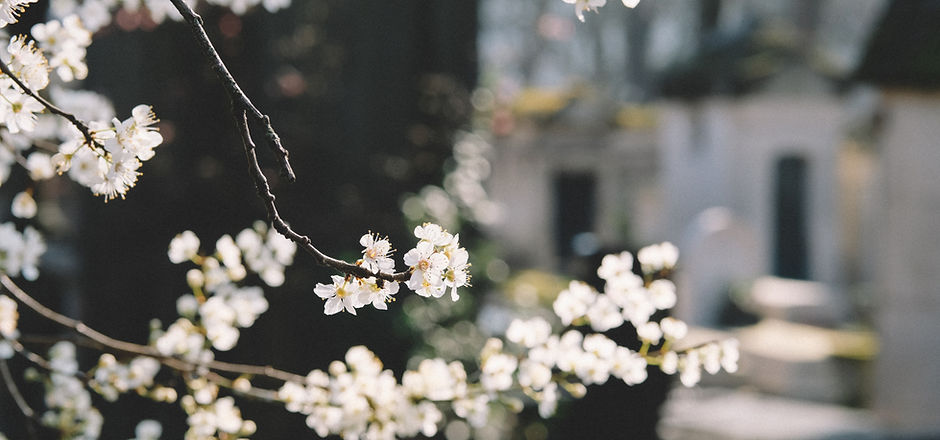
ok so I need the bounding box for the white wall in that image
[870,93,940,433]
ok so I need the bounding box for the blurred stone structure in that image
[483,0,940,437]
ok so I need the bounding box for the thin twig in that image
[204,370,281,402]
[9,339,58,374]
[0,59,103,150]
[206,350,305,383]
[168,0,294,182]
[0,275,162,358]
[170,0,413,283]
[235,111,413,282]
[1,275,306,384]
[0,356,37,418]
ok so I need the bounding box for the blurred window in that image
[773,154,809,279]
[553,172,597,259]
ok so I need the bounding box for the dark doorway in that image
[554,172,597,259]
[773,155,810,279]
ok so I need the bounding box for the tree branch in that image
[1,274,306,384]
[170,0,412,283]
[168,0,293,182]
[0,58,103,151]
[205,370,281,402]
[234,111,413,282]
[0,356,40,439]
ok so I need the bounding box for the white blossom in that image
[26,152,55,180]
[443,243,469,301]
[679,353,702,387]
[611,346,648,385]
[506,317,552,348]
[537,382,559,418]
[10,190,36,218]
[586,294,625,332]
[0,223,45,280]
[154,318,210,363]
[660,317,688,341]
[31,14,92,81]
[133,419,162,440]
[660,351,678,374]
[356,278,400,311]
[636,321,662,344]
[517,359,552,390]
[236,222,295,287]
[91,354,160,401]
[403,240,448,298]
[360,232,394,274]
[0,88,44,133]
[0,294,17,338]
[721,339,740,373]
[4,35,49,90]
[649,279,677,310]
[480,352,517,392]
[168,230,200,264]
[552,280,597,326]
[637,241,679,274]
[597,251,633,281]
[453,394,490,428]
[563,0,606,22]
[700,342,723,375]
[315,275,360,315]
[42,342,103,438]
[0,0,38,27]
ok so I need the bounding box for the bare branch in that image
[1,275,161,358]
[1,274,306,384]
[170,0,413,283]
[205,371,282,402]
[168,0,294,182]
[234,111,413,282]
[0,357,40,438]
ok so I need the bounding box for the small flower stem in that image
[638,341,650,357]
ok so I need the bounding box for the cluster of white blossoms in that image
[562,0,641,22]
[404,223,469,301]
[0,222,45,280]
[276,244,738,439]
[183,392,256,440]
[314,223,469,316]
[36,341,104,439]
[161,222,295,358]
[51,103,163,200]
[31,14,92,81]
[1,36,48,133]
[555,243,679,331]
[0,8,165,202]
[159,225,295,439]
[277,346,447,439]
[89,353,161,401]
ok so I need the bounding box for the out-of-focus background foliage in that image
[3,0,940,438]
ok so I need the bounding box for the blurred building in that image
[483,0,940,437]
